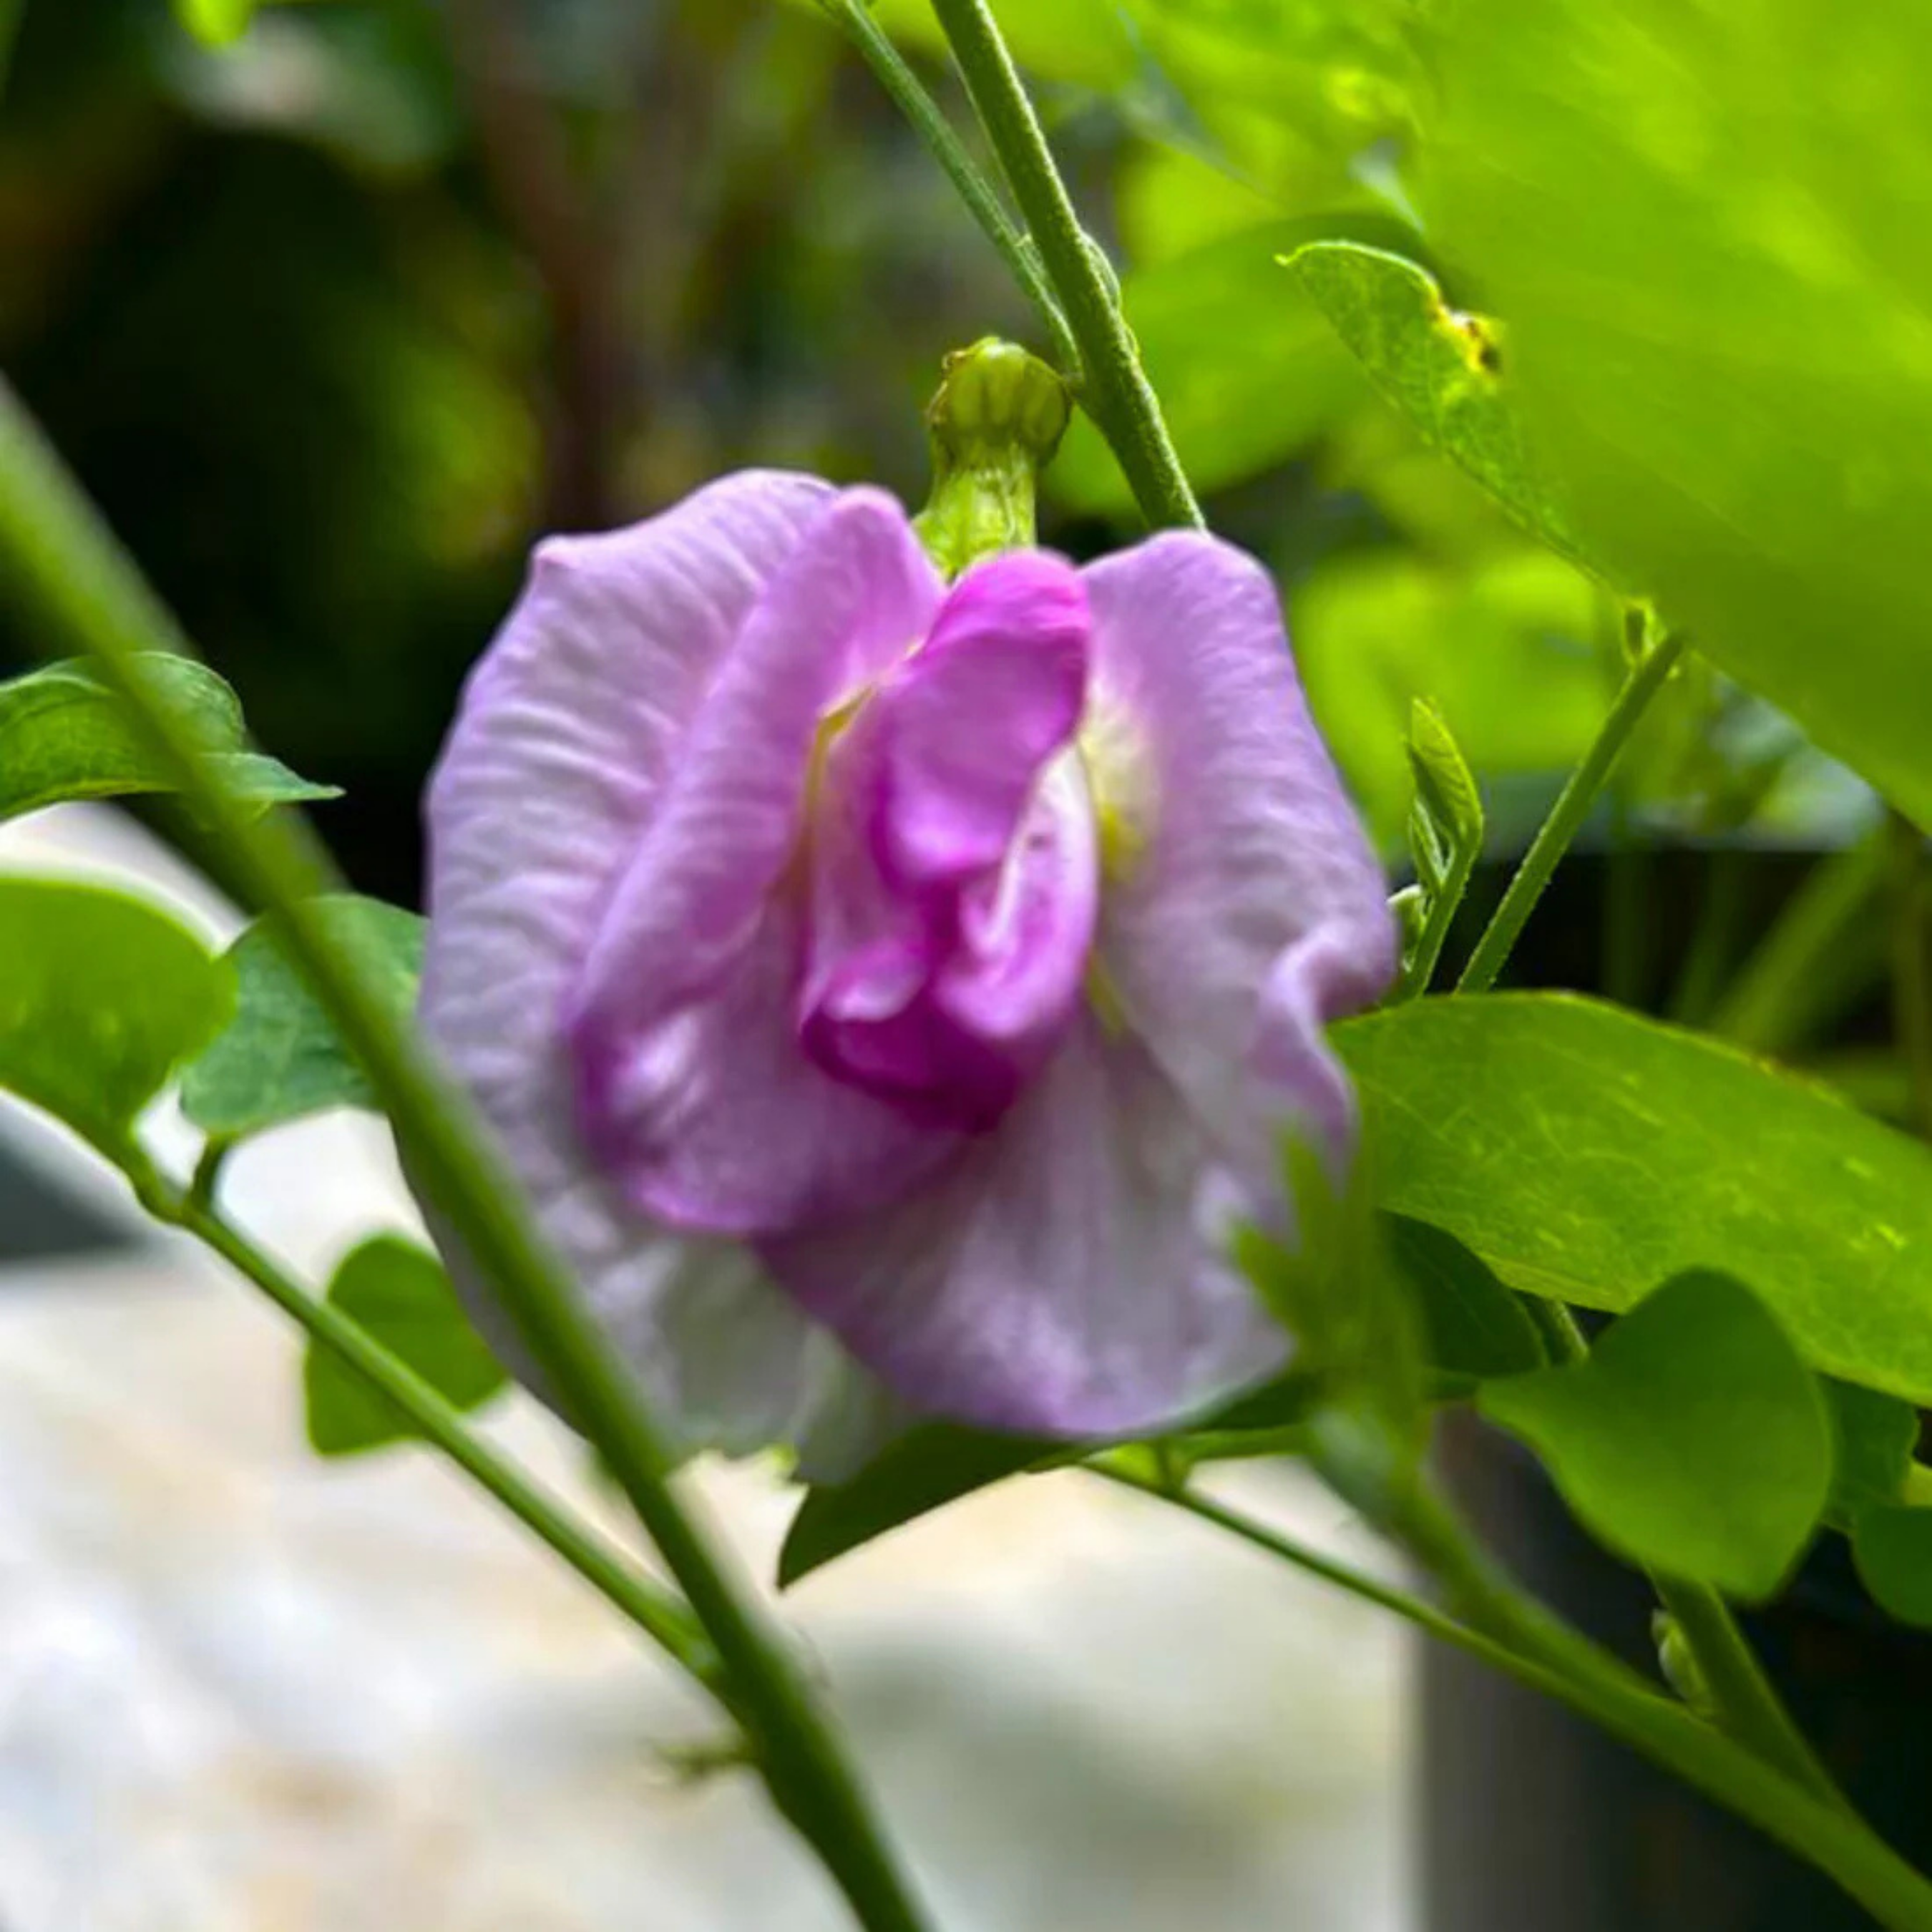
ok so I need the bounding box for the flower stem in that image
[1109,1463,1932,1930]
[1708,827,1890,1054]
[1458,628,1687,993]
[1888,810,1932,1139]
[816,0,1078,374]
[0,378,930,1932]
[924,0,1203,532]
[129,1156,723,1690]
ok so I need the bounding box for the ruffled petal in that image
[874,552,1090,887]
[799,552,1098,1131]
[419,470,887,1453]
[1080,533,1397,1171]
[565,487,960,1235]
[761,1013,1287,1436]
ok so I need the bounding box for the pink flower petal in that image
[565,487,962,1235]
[419,471,888,1456]
[1082,532,1397,1171]
[763,1011,1287,1436]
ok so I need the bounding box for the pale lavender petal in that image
[565,487,961,1234]
[419,470,884,1453]
[1081,532,1397,1172]
[763,1013,1287,1436]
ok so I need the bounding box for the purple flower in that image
[419,474,1395,1459]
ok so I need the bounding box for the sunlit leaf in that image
[175,0,258,48]
[1339,995,1932,1407]
[0,658,336,828]
[1425,0,1932,827]
[181,896,423,1138]
[1287,241,1587,569]
[1481,1269,1830,1599]
[304,1235,507,1457]
[0,877,230,1157]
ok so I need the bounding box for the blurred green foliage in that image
[0,0,1909,1040]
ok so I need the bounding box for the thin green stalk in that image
[1888,811,1932,1139]
[130,1156,721,1690]
[1601,801,1652,1009]
[0,379,930,1932]
[1091,1457,1521,1667]
[1458,629,1688,993]
[1395,850,1477,1002]
[924,0,1202,531]
[1709,828,1890,1054]
[1668,845,1749,1025]
[0,0,22,101]
[1101,1463,1932,1929]
[816,0,1078,373]
[1528,1301,1843,1808]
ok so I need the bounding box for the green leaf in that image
[1051,222,1362,510]
[1338,995,1932,1408]
[175,0,259,45]
[1383,1213,1546,1385]
[1480,1269,1830,1599]
[305,1236,507,1457]
[779,1423,1059,1589]
[1395,698,1487,997]
[0,877,231,1157]
[181,896,424,1138]
[1423,0,1932,829]
[778,1367,1327,1586]
[1852,1506,1932,1627]
[1287,242,1588,568]
[0,658,336,827]
[1824,1382,1918,1533]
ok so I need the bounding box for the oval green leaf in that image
[181,895,424,1139]
[1287,240,1588,570]
[1338,994,1932,1408]
[0,876,232,1156]
[0,658,336,827]
[779,1423,1059,1589]
[305,1234,508,1457]
[1480,1269,1830,1599]
[1383,1213,1546,1385]
[1823,1382,1918,1534]
[1851,1507,1932,1629]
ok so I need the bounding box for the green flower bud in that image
[913,338,1071,579]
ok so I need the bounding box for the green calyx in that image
[912,337,1070,578]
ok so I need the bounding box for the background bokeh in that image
[0,0,1896,1065]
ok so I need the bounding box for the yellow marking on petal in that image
[1085,954,1132,1037]
[1078,696,1156,886]
[804,685,871,817]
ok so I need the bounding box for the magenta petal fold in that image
[419,474,1397,1455]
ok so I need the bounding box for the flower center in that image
[795,552,1098,1132]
